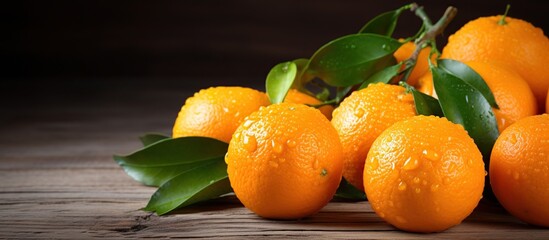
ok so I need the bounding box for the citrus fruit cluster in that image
[152,4,549,233]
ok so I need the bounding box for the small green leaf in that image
[113,137,228,187]
[292,58,314,91]
[358,61,402,90]
[438,59,499,109]
[432,67,499,158]
[144,160,232,215]
[307,34,402,87]
[358,5,408,36]
[140,133,170,147]
[412,90,444,117]
[334,178,366,201]
[266,61,297,104]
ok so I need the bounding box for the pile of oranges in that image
[171,14,549,233]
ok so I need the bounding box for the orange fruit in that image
[331,83,416,191]
[441,15,549,112]
[283,89,334,119]
[416,61,537,132]
[490,114,549,227]
[464,61,537,131]
[394,41,435,86]
[172,86,270,143]
[364,115,485,233]
[415,71,437,98]
[226,103,343,219]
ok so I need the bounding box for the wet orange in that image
[441,15,549,111]
[172,86,270,143]
[226,103,343,219]
[490,114,549,227]
[331,83,416,191]
[364,115,485,233]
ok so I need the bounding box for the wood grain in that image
[1,81,548,239]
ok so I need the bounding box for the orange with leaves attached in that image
[441,15,549,111]
[416,61,537,132]
[226,103,343,219]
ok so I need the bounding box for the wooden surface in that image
[2,79,549,239]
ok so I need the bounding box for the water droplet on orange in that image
[413,177,421,184]
[279,157,286,163]
[354,108,365,118]
[378,212,386,218]
[415,188,421,194]
[286,139,296,148]
[430,184,440,192]
[243,135,257,152]
[398,93,414,103]
[402,157,420,170]
[271,140,284,154]
[234,132,241,140]
[369,157,380,170]
[242,119,254,129]
[422,149,440,161]
[398,181,407,191]
[269,161,279,168]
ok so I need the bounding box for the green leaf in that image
[358,5,408,36]
[140,133,170,147]
[432,67,499,158]
[292,58,314,90]
[438,59,499,109]
[266,61,297,104]
[358,61,402,90]
[334,178,366,201]
[307,34,402,87]
[144,160,232,215]
[412,90,444,117]
[113,137,228,187]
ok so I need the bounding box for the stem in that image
[412,6,457,61]
[400,4,457,82]
[498,4,511,25]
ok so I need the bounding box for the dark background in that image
[1,0,548,128]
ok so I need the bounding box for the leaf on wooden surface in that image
[113,137,228,187]
[144,160,232,215]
